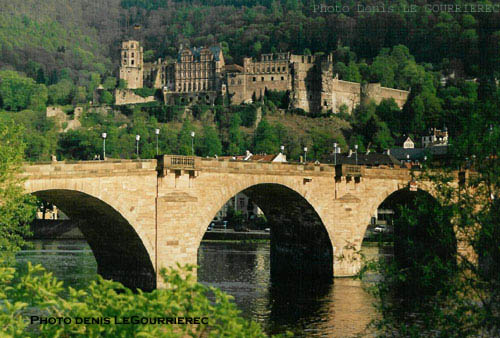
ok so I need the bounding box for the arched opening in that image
[32,189,156,291]
[367,188,457,299]
[199,183,333,279]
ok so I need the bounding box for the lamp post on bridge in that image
[135,134,140,158]
[101,132,107,160]
[333,142,337,165]
[155,128,160,156]
[354,144,358,165]
[191,131,195,156]
[303,146,308,163]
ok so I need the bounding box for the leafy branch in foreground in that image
[0,261,268,337]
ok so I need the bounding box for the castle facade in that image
[118,40,409,113]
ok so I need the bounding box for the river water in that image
[16,240,384,337]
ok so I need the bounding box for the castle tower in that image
[119,40,143,89]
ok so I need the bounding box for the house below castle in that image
[118,40,409,114]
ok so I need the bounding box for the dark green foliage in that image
[359,91,500,336]
[199,124,222,157]
[231,104,259,128]
[133,87,156,98]
[253,119,279,154]
[264,90,289,109]
[0,71,48,112]
[351,102,395,151]
[0,121,37,255]
[178,119,196,155]
[227,114,245,155]
[100,90,114,105]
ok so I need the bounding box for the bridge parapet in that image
[199,157,336,175]
[335,164,363,177]
[22,159,157,179]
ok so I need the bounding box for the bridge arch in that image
[363,186,456,269]
[32,189,156,291]
[195,182,334,278]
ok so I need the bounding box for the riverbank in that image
[29,220,271,241]
[202,229,270,240]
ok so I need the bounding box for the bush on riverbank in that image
[0,261,266,337]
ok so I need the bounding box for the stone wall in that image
[114,89,156,105]
[363,83,409,108]
[331,79,361,113]
[46,106,82,132]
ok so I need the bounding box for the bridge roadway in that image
[21,155,458,290]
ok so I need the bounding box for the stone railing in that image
[335,164,363,177]
[156,155,201,176]
[169,156,196,168]
[21,159,157,178]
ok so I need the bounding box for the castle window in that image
[271,77,274,81]
[131,52,134,58]
[281,76,284,81]
[231,79,235,85]
[272,67,275,72]
[324,100,328,106]
[131,44,134,48]
[131,60,134,65]
[253,77,256,82]
[238,80,242,85]
[267,67,270,72]
[261,77,264,81]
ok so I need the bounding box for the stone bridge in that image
[22,156,459,290]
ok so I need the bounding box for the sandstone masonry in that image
[119,40,409,113]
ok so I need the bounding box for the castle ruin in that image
[118,40,409,113]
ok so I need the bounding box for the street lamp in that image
[280,145,285,153]
[101,132,107,160]
[303,146,308,163]
[354,144,358,165]
[190,131,195,155]
[333,142,338,165]
[135,134,140,158]
[155,128,160,156]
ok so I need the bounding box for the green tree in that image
[228,114,244,155]
[0,121,37,256]
[200,125,222,157]
[28,85,48,111]
[253,119,278,154]
[103,77,117,91]
[178,119,196,155]
[100,90,114,105]
[0,71,47,112]
[48,79,74,105]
